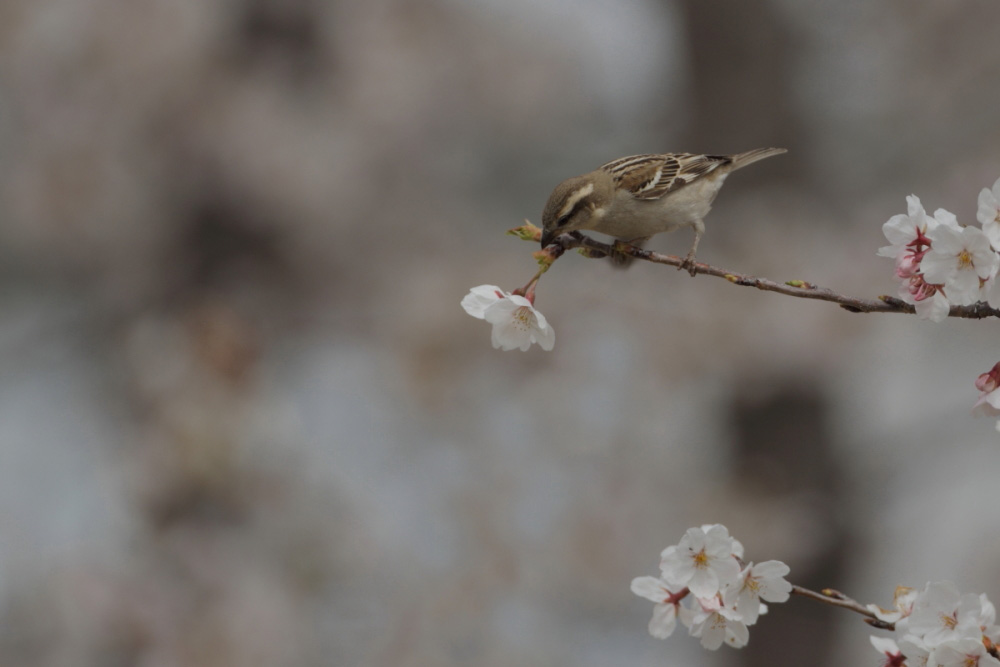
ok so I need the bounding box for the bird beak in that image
[540,228,554,247]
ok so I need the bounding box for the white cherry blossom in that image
[879,195,936,258]
[461,285,555,351]
[483,294,555,351]
[723,560,792,625]
[681,597,749,650]
[660,525,741,598]
[934,638,1000,667]
[903,582,983,646]
[922,224,999,306]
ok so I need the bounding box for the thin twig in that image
[548,233,1000,320]
[791,585,895,630]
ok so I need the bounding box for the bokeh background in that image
[2,1,1000,665]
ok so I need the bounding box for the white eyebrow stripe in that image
[557,182,594,218]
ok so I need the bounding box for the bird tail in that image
[728,147,787,171]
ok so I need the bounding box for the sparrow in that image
[539,148,786,274]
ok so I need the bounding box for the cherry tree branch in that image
[543,232,1000,320]
[790,585,895,630]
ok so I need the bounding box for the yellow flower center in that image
[941,613,957,630]
[958,249,974,269]
[513,307,534,331]
[692,549,710,570]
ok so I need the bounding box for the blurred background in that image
[2,0,1000,665]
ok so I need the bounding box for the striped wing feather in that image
[599,153,731,201]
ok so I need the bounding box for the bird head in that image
[539,171,612,247]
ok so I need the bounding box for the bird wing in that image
[599,153,730,201]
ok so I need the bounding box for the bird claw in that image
[679,254,698,277]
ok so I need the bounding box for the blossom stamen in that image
[958,249,975,269]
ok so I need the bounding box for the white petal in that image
[737,590,761,625]
[870,635,899,655]
[461,285,506,319]
[631,576,668,603]
[877,244,902,258]
[724,620,749,648]
[752,560,790,579]
[687,569,721,599]
[972,394,1000,417]
[933,208,961,231]
[534,321,556,351]
[945,269,982,306]
[883,213,918,246]
[979,187,1000,227]
[983,221,1000,251]
[698,618,727,650]
[648,604,678,639]
[927,224,964,252]
[915,292,950,322]
[920,251,957,284]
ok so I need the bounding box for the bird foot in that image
[679,254,698,277]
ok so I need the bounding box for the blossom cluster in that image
[879,177,1000,322]
[461,285,554,351]
[879,178,1000,429]
[631,524,792,650]
[867,582,1000,667]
